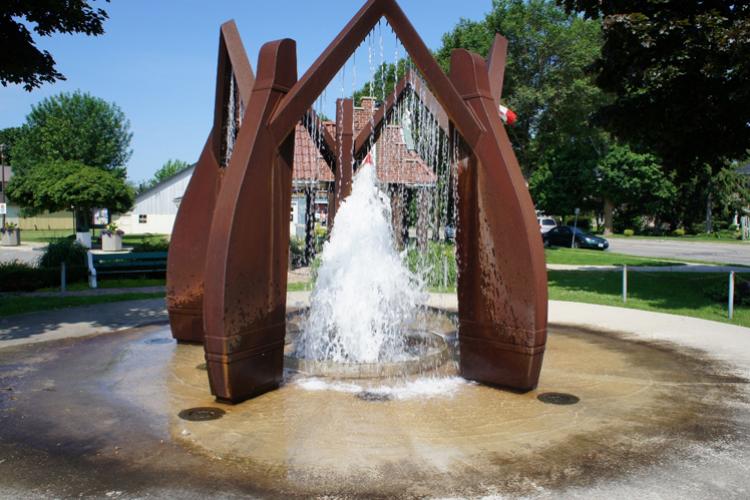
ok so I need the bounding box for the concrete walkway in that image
[0,242,46,265]
[0,297,167,349]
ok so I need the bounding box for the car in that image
[543,226,609,250]
[537,216,557,234]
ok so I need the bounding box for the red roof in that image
[354,103,436,186]
[293,123,334,183]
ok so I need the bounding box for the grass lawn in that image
[0,292,165,317]
[20,229,74,242]
[19,230,170,249]
[544,247,685,267]
[547,270,747,327]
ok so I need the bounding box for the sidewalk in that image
[0,297,167,350]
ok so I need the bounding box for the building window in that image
[139,214,147,224]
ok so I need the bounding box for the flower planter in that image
[0,228,20,246]
[102,233,123,252]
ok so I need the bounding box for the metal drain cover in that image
[356,391,392,402]
[537,392,580,405]
[145,337,173,345]
[178,407,226,421]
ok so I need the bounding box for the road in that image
[608,237,750,266]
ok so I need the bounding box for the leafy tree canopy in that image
[559,0,750,179]
[7,159,134,216]
[137,158,191,194]
[0,0,109,91]
[11,91,132,176]
[437,0,605,173]
[0,127,23,164]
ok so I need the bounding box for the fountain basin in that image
[284,308,454,379]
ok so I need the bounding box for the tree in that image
[1,0,109,91]
[597,143,676,233]
[137,159,191,194]
[0,127,23,164]
[11,91,132,177]
[437,0,605,174]
[558,1,750,182]
[7,91,133,231]
[8,160,134,229]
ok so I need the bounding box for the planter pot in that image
[0,229,20,246]
[102,233,123,252]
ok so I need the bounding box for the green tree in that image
[11,91,132,176]
[136,159,191,194]
[0,127,23,164]
[559,0,750,220]
[7,91,133,231]
[8,160,133,230]
[437,0,605,174]
[1,1,109,91]
[597,144,676,234]
[352,59,409,106]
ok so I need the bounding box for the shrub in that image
[705,275,750,306]
[729,224,739,232]
[672,228,686,236]
[623,229,635,237]
[406,242,457,289]
[128,234,169,252]
[289,237,306,268]
[0,260,57,292]
[39,238,89,282]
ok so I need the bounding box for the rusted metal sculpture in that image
[169,0,547,403]
[167,21,254,343]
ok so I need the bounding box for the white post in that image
[729,271,735,320]
[622,264,628,303]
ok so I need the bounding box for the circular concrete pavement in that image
[1,297,749,498]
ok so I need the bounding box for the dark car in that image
[543,226,609,250]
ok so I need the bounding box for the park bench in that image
[87,251,168,288]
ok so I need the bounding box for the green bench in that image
[87,251,168,288]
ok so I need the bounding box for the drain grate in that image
[178,407,226,421]
[537,392,580,405]
[356,391,392,402]
[144,337,173,345]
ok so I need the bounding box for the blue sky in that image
[1,0,492,183]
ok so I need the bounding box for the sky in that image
[1,0,492,184]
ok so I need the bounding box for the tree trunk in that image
[603,198,614,235]
[304,188,315,265]
[705,191,713,234]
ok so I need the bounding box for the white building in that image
[115,165,195,235]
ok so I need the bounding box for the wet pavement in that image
[1,319,749,498]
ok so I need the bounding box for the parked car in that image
[543,226,609,250]
[537,216,557,234]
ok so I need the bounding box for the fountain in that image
[167,0,547,404]
[3,2,750,497]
